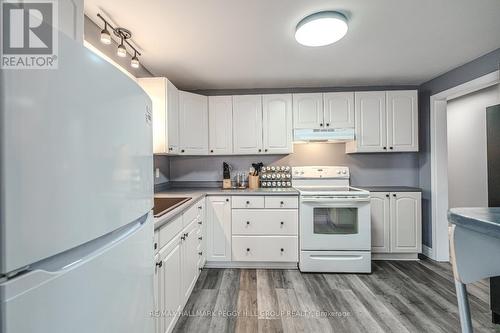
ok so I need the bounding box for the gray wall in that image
[447,86,499,208]
[168,143,419,187]
[83,16,153,78]
[418,47,500,247]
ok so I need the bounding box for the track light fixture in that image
[97,14,142,69]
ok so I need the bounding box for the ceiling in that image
[84,0,500,90]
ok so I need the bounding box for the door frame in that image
[429,70,499,261]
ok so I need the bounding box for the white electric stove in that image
[292,166,372,273]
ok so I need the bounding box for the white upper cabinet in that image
[324,92,354,128]
[166,80,180,154]
[137,77,179,154]
[386,90,418,152]
[233,95,263,154]
[346,90,418,153]
[350,91,387,152]
[263,94,293,154]
[179,91,208,155]
[292,93,323,129]
[208,96,233,155]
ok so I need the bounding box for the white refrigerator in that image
[0,30,154,332]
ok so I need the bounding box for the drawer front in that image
[232,236,298,262]
[183,203,199,227]
[232,196,265,209]
[232,210,298,235]
[265,196,299,209]
[158,215,182,249]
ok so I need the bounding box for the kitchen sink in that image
[154,197,192,218]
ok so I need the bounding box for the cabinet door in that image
[354,91,387,152]
[324,92,354,128]
[206,196,232,261]
[390,192,422,253]
[137,78,167,154]
[386,90,418,152]
[153,253,160,333]
[370,193,390,253]
[292,93,324,129]
[181,220,200,301]
[179,91,208,155]
[263,94,293,154]
[158,237,182,333]
[166,80,180,154]
[208,96,233,155]
[232,95,263,154]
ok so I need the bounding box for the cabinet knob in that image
[246,221,250,225]
[199,267,203,271]
[326,123,330,127]
[181,149,185,153]
[265,149,268,152]
[280,221,284,225]
[246,248,250,252]
[383,147,387,150]
[389,147,394,150]
[198,206,202,209]
[226,198,229,202]
[184,232,189,238]
[154,242,157,250]
[198,252,203,256]
[280,201,284,205]
[198,236,203,240]
[198,221,202,225]
[280,248,284,252]
[181,236,185,241]
[210,149,214,153]
[320,123,324,127]
[385,194,389,198]
[246,201,250,204]
[156,261,163,268]
[168,147,173,151]
[258,149,262,152]
[393,194,397,197]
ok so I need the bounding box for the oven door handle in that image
[300,197,370,203]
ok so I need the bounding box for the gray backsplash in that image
[160,143,419,187]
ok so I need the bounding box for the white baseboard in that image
[204,261,298,269]
[372,253,419,261]
[422,245,434,259]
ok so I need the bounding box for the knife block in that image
[248,175,259,189]
[222,179,232,189]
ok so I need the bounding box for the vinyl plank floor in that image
[172,259,497,333]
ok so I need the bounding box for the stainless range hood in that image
[293,128,355,143]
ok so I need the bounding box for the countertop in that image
[448,207,500,239]
[153,187,299,229]
[356,186,422,192]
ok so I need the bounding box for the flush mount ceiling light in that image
[295,11,348,47]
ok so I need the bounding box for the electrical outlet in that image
[155,168,160,178]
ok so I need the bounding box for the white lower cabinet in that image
[370,191,421,254]
[154,198,205,333]
[206,196,232,261]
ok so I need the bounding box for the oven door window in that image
[313,207,358,234]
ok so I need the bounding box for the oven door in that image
[300,196,371,251]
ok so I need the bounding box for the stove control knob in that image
[272,182,277,187]
[277,182,282,187]
[342,170,347,174]
[337,170,341,175]
[276,174,281,179]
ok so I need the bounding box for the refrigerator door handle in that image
[27,213,149,275]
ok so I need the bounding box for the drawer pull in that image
[199,267,203,272]
[280,201,284,205]
[198,206,202,209]
[156,261,163,268]
[198,221,202,225]
[198,251,203,256]
[280,248,284,252]
[246,201,250,204]
[246,248,250,252]
[280,221,284,226]
[154,242,158,250]
[226,198,229,202]
[246,221,250,225]
[198,236,203,240]
[180,236,185,241]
